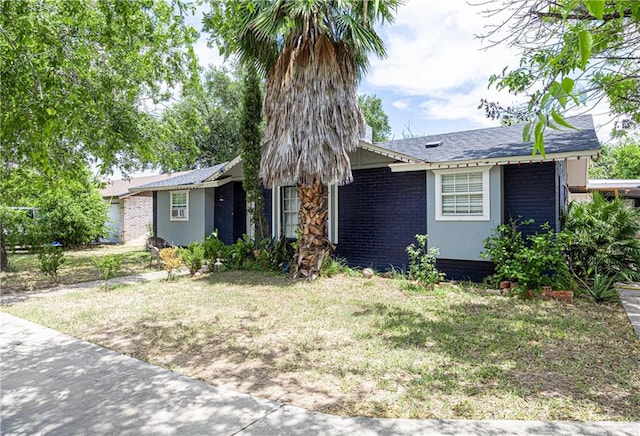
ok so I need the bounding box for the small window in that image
[170,191,189,221]
[435,168,490,221]
[282,186,300,239]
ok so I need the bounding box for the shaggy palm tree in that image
[205,0,401,279]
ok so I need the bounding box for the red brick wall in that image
[122,193,153,243]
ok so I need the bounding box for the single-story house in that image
[100,173,187,243]
[131,115,600,281]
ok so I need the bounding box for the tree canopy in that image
[156,65,246,171]
[478,0,640,153]
[358,94,392,142]
[1,0,199,177]
[204,0,401,187]
[203,0,401,279]
[590,136,640,179]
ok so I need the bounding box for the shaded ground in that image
[2,270,639,421]
[0,244,152,294]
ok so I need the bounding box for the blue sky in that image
[191,1,518,139]
[191,0,613,142]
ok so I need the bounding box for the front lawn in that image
[2,270,639,421]
[0,244,152,294]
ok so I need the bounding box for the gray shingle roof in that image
[376,115,600,163]
[134,163,227,190]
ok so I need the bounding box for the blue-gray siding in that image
[335,167,427,270]
[156,190,206,247]
[427,166,502,262]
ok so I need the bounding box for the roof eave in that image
[358,141,419,163]
[389,149,599,172]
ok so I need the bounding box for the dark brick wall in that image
[232,182,247,242]
[503,162,559,236]
[335,167,427,270]
[263,187,273,236]
[436,259,495,283]
[214,183,235,245]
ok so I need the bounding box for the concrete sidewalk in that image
[1,312,638,436]
[618,283,640,339]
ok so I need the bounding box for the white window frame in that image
[170,190,189,221]
[272,185,338,243]
[281,186,300,239]
[434,167,490,221]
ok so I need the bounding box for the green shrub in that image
[93,254,123,289]
[259,235,294,272]
[203,230,228,263]
[35,169,108,247]
[229,234,255,269]
[180,242,205,276]
[406,234,445,290]
[483,220,571,292]
[563,192,640,284]
[481,217,532,285]
[38,246,65,283]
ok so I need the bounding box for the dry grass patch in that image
[2,270,639,421]
[1,244,151,294]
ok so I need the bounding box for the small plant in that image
[93,254,123,289]
[321,256,356,277]
[203,230,228,263]
[38,245,65,283]
[406,234,445,290]
[179,242,205,277]
[229,234,255,269]
[159,247,182,280]
[580,269,619,302]
[259,235,294,273]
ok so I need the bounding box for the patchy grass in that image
[2,271,639,421]
[1,244,152,294]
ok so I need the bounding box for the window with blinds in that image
[282,186,300,239]
[441,172,484,215]
[435,168,490,221]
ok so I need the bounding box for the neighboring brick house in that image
[100,173,186,244]
[134,115,600,281]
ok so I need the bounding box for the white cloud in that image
[364,0,524,131]
[392,99,411,111]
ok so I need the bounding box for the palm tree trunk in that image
[293,180,334,280]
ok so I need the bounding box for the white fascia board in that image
[389,150,599,172]
[358,142,419,164]
[200,176,244,188]
[202,155,243,183]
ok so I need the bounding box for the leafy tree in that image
[35,169,108,248]
[358,94,391,142]
[204,0,401,279]
[0,166,107,269]
[477,0,640,154]
[157,65,245,170]
[590,137,640,179]
[241,67,268,241]
[1,0,199,177]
